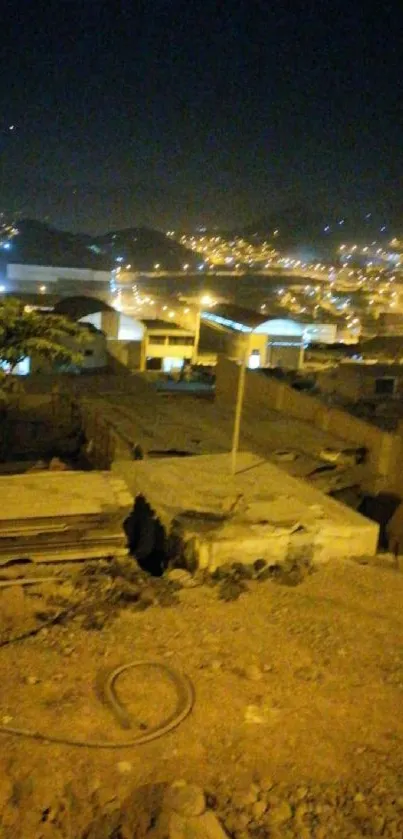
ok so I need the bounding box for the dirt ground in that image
[1,557,403,837]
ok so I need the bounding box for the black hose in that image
[0,661,194,748]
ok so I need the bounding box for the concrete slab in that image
[0,472,133,563]
[114,452,379,570]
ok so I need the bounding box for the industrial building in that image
[200,303,306,369]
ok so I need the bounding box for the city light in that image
[200,294,215,307]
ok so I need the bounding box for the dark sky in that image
[0,0,402,233]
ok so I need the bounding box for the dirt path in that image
[1,558,403,837]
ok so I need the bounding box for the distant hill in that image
[242,204,403,251]
[4,219,200,271]
[94,226,200,271]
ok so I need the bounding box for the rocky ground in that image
[0,554,403,837]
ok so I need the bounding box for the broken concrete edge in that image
[112,452,380,572]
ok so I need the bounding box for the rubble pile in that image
[203,555,315,601]
[1,554,315,647]
[61,555,315,627]
[2,776,403,838]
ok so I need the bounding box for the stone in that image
[258,776,274,793]
[251,799,267,821]
[231,562,254,579]
[116,761,133,775]
[294,803,308,822]
[371,814,386,834]
[167,569,199,588]
[234,812,252,830]
[244,705,268,724]
[253,558,267,572]
[256,567,274,582]
[26,676,40,685]
[169,810,229,838]
[165,781,206,817]
[243,664,263,682]
[233,784,260,808]
[266,800,292,826]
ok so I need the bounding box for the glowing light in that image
[40,285,46,292]
[200,294,214,307]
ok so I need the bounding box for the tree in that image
[0,297,86,373]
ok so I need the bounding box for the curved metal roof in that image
[53,295,114,319]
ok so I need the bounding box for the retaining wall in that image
[215,356,400,484]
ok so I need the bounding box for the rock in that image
[294,803,308,822]
[251,799,267,820]
[231,562,254,580]
[138,587,157,607]
[256,566,275,582]
[243,664,263,682]
[49,457,69,471]
[26,676,40,686]
[371,814,386,834]
[254,559,267,573]
[116,761,133,775]
[218,578,248,602]
[167,569,199,588]
[266,800,292,826]
[258,776,274,793]
[244,705,269,724]
[170,809,229,838]
[233,784,260,808]
[165,781,206,817]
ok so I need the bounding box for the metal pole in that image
[231,350,247,475]
[192,308,201,364]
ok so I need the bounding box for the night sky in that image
[1,0,402,233]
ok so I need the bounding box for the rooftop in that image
[142,318,193,333]
[202,303,268,330]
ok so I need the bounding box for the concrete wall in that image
[101,310,120,339]
[7,264,110,285]
[30,328,108,373]
[108,339,143,371]
[215,355,399,483]
[318,365,403,402]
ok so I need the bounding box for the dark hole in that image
[123,494,168,577]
